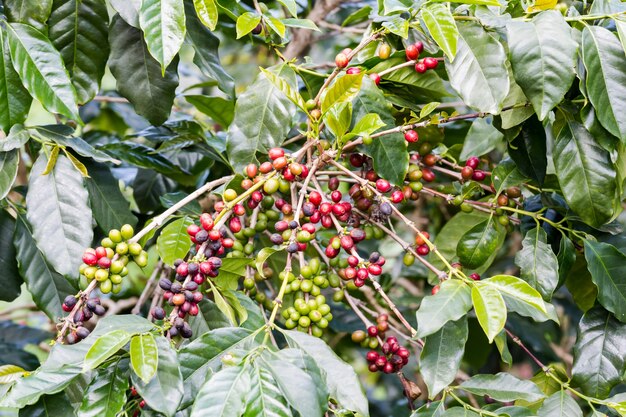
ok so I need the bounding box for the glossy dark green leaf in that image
[571,306,626,399]
[584,240,626,322]
[581,26,626,142]
[460,372,545,402]
[508,116,547,185]
[156,216,193,266]
[515,227,559,301]
[226,64,297,172]
[244,363,291,417]
[557,237,576,286]
[48,0,109,104]
[445,22,509,114]
[484,274,548,316]
[131,336,183,417]
[507,11,577,120]
[139,0,185,71]
[0,149,19,200]
[83,160,137,232]
[214,257,254,290]
[19,392,73,417]
[554,120,617,227]
[185,3,234,98]
[420,317,468,399]
[491,159,525,195]
[84,329,132,371]
[108,14,179,125]
[25,153,92,278]
[77,358,129,417]
[0,366,81,408]
[3,0,52,32]
[282,330,368,416]
[370,57,449,100]
[6,23,80,121]
[0,31,31,132]
[108,0,140,27]
[185,95,234,127]
[422,3,457,60]
[189,365,251,417]
[178,328,257,409]
[187,299,231,337]
[353,77,408,185]
[160,191,202,216]
[471,282,507,343]
[31,125,117,164]
[0,124,30,152]
[13,214,76,319]
[100,142,187,177]
[457,219,504,269]
[133,169,176,213]
[416,279,472,338]
[565,257,597,313]
[130,333,158,383]
[0,210,21,302]
[537,390,582,417]
[459,118,503,160]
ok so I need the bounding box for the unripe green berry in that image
[110,274,123,284]
[95,269,109,282]
[100,279,112,293]
[115,242,129,255]
[109,229,122,243]
[120,224,134,240]
[129,243,143,256]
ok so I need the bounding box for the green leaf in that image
[445,22,509,114]
[0,30,31,132]
[0,124,30,152]
[571,306,626,399]
[370,57,449,101]
[108,14,179,125]
[25,153,92,278]
[0,150,19,200]
[83,160,137,233]
[515,227,559,300]
[265,17,286,38]
[78,358,129,417]
[30,125,118,164]
[13,214,75,319]
[507,11,578,120]
[554,120,617,227]
[581,26,626,142]
[537,391,582,417]
[282,330,368,416]
[484,274,547,315]
[420,317,468,399]
[584,240,626,322]
[109,0,141,27]
[441,408,480,417]
[48,0,109,104]
[321,73,364,113]
[185,5,234,98]
[353,77,408,185]
[185,95,234,127]
[260,67,307,112]
[508,115,547,185]
[0,210,21,302]
[236,12,261,39]
[277,0,297,16]
[0,366,80,409]
[3,0,53,31]
[557,237,576,286]
[491,159,525,195]
[459,118,503,160]
[500,64,534,130]
[460,373,545,402]
[350,113,386,137]
[456,218,504,269]
[130,333,158,384]
[213,257,254,290]
[156,217,193,266]
[139,0,186,72]
[256,248,281,278]
[6,23,80,121]
[100,142,188,178]
[616,18,626,53]
[415,279,472,338]
[420,102,440,119]
[84,330,132,371]
[19,392,74,417]
[207,279,238,325]
[282,18,320,31]
[422,3,458,60]
[244,364,292,417]
[132,336,183,417]
[190,365,251,417]
[194,0,218,30]
[381,16,409,38]
[0,365,27,384]
[226,64,297,172]
[178,328,257,408]
[472,282,506,343]
[494,330,513,365]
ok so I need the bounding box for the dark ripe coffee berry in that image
[189,304,199,316]
[397,347,410,359]
[184,281,198,291]
[350,228,366,242]
[62,303,72,312]
[64,295,77,309]
[176,263,189,277]
[405,44,419,60]
[286,242,299,253]
[328,177,340,191]
[404,129,419,143]
[417,244,430,255]
[350,153,364,167]
[76,326,90,339]
[366,350,379,362]
[200,213,214,231]
[170,281,183,293]
[194,230,208,244]
[268,147,285,160]
[94,305,106,316]
[152,306,166,320]
[382,342,391,355]
[470,273,481,281]
[332,204,346,217]
[193,292,203,303]
[187,263,199,275]
[369,72,381,85]
[414,62,427,73]
[270,233,284,245]
[423,57,438,69]
[380,202,393,216]
[330,190,342,203]
[367,325,378,337]
[465,156,480,169]
[288,220,298,229]
[375,357,387,369]
[472,170,486,181]
[461,166,474,180]
[66,332,78,345]
[181,323,193,338]
[346,67,361,75]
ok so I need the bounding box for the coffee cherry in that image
[223,189,237,202]
[415,41,424,53]
[346,67,361,75]
[472,170,486,181]
[367,325,378,337]
[470,273,481,281]
[152,307,166,320]
[414,61,427,73]
[497,194,509,206]
[431,285,440,295]
[461,166,474,180]
[335,53,349,68]
[506,186,521,198]
[109,229,122,243]
[369,72,381,85]
[423,57,438,69]
[465,156,480,169]
[423,153,437,166]
[366,350,379,362]
[405,44,419,60]
[376,179,391,193]
[378,43,391,59]
[404,130,419,143]
[82,252,97,266]
[268,148,284,160]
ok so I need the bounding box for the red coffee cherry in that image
[404,130,419,143]
[335,53,349,68]
[423,57,438,69]
[405,44,419,61]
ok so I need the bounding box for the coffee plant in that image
[0,0,625,416]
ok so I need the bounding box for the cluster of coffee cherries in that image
[366,335,410,374]
[62,296,105,344]
[186,213,234,258]
[336,252,385,288]
[78,225,148,294]
[404,41,439,74]
[351,314,392,350]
